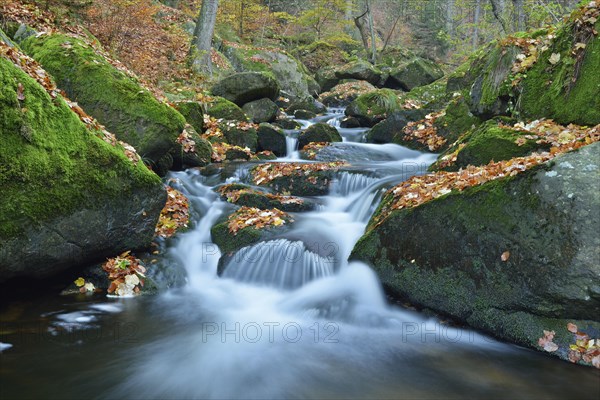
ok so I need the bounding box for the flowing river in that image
[1,110,599,399]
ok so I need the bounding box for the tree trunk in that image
[367,0,377,63]
[192,0,219,75]
[490,0,510,34]
[239,0,244,37]
[512,0,525,31]
[446,0,455,36]
[354,10,370,54]
[472,0,481,50]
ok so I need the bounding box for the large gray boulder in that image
[0,55,165,281]
[335,60,382,86]
[211,72,280,106]
[242,98,279,123]
[221,45,317,100]
[386,58,444,91]
[352,143,600,361]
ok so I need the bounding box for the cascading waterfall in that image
[221,239,335,289]
[5,107,596,400]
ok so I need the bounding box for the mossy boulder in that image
[315,67,340,93]
[294,41,349,74]
[433,94,481,145]
[211,72,280,106]
[251,164,336,196]
[221,121,258,151]
[218,184,314,212]
[294,109,316,120]
[0,28,16,47]
[335,60,383,86]
[319,80,376,107]
[273,118,301,130]
[170,126,212,170]
[518,14,600,125]
[211,213,291,255]
[0,56,166,281]
[21,34,185,173]
[242,98,279,123]
[466,5,600,125]
[173,101,204,133]
[433,121,548,171]
[351,143,600,361]
[297,123,342,150]
[366,110,424,144]
[286,97,327,115]
[221,45,318,100]
[205,96,248,121]
[257,123,287,157]
[385,58,444,91]
[378,47,415,68]
[345,89,402,127]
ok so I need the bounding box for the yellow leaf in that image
[549,53,561,65]
[74,277,85,287]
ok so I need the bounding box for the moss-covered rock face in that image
[0,56,166,281]
[297,123,342,149]
[286,97,327,115]
[205,96,248,121]
[21,34,185,173]
[170,126,212,170]
[218,184,314,212]
[315,67,340,93]
[173,101,204,133]
[386,58,445,91]
[294,41,349,74]
[366,110,424,144]
[221,121,258,151]
[351,143,600,360]
[466,5,600,125]
[257,123,286,157]
[221,45,317,100]
[335,60,383,86]
[242,98,279,123]
[345,89,402,127]
[433,95,480,145]
[519,17,600,125]
[433,120,548,171]
[211,71,280,106]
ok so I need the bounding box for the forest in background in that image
[6,0,582,88]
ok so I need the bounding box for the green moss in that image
[294,41,349,74]
[519,20,600,125]
[20,34,185,165]
[0,57,161,240]
[347,89,402,125]
[206,96,248,121]
[211,221,263,254]
[434,95,481,145]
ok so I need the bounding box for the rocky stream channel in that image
[1,108,599,399]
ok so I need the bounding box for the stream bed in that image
[1,110,599,399]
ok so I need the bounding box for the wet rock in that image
[352,143,600,361]
[298,123,342,149]
[257,123,287,157]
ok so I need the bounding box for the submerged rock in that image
[0,55,165,281]
[352,143,600,360]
